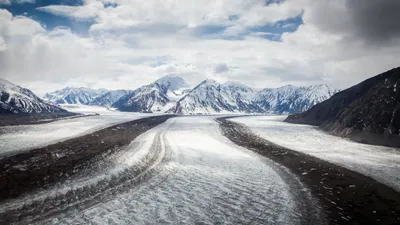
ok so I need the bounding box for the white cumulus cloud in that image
[0,0,400,96]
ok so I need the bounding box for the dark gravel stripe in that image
[0,112,82,127]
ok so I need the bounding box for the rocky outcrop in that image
[285,67,400,148]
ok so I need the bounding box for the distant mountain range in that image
[169,80,263,114]
[89,90,132,107]
[0,78,65,114]
[41,75,336,114]
[167,79,337,115]
[253,84,336,114]
[43,87,108,105]
[286,67,400,148]
[1,75,337,115]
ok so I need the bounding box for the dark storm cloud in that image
[346,0,400,44]
[214,63,229,74]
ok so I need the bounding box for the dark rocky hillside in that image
[0,78,68,114]
[285,67,400,148]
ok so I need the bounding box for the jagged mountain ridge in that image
[45,75,336,114]
[89,90,132,107]
[254,84,336,114]
[112,76,191,112]
[0,78,66,114]
[169,80,336,115]
[169,80,264,114]
[285,67,400,148]
[43,87,108,105]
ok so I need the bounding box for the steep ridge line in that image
[217,117,400,225]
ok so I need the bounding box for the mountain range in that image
[169,80,263,114]
[42,75,336,114]
[43,87,108,105]
[286,67,400,148]
[1,76,337,115]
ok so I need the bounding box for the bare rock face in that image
[285,67,400,148]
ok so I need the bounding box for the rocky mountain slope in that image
[112,76,190,112]
[0,78,66,114]
[43,87,108,104]
[254,84,336,114]
[285,67,400,148]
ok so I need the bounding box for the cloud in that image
[0,9,45,36]
[37,1,103,21]
[0,0,35,5]
[214,63,229,73]
[280,23,297,29]
[300,0,400,46]
[346,0,400,44]
[0,36,6,51]
[1,0,400,96]
[38,0,302,33]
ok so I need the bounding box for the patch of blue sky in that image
[193,13,303,42]
[265,0,285,6]
[249,13,303,41]
[1,0,303,41]
[191,25,227,39]
[103,2,117,8]
[228,15,239,21]
[1,0,92,35]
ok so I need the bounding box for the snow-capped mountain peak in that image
[169,79,262,114]
[112,75,191,112]
[154,75,190,92]
[89,90,132,107]
[0,78,65,114]
[253,84,337,114]
[167,80,336,115]
[43,87,108,105]
[0,78,14,87]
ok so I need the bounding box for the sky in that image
[0,0,400,96]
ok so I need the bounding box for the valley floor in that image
[0,107,399,225]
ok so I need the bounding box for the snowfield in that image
[230,116,400,192]
[0,105,156,157]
